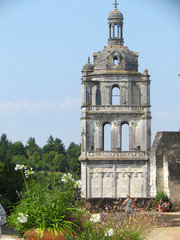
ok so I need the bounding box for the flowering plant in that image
[90,213,101,223]
[7,165,83,237]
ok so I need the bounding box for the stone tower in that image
[79,1,151,198]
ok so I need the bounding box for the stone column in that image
[143,82,147,104]
[121,24,123,42]
[100,173,104,197]
[95,121,103,151]
[147,82,150,105]
[89,171,92,198]
[112,24,115,38]
[127,172,132,196]
[117,24,119,38]
[109,24,111,38]
[82,83,87,105]
[105,84,111,105]
[112,165,117,198]
[81,162,87,198]
[81,129,86,152]
[92,85,97,105]
[143,162,148,197]
[130,121,136,151]
[112,121,121,151]
[122,86,127,105]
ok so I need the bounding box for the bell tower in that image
[79,1,151,198]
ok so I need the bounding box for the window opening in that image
[136,146,141,151]
[104,124,111,151]
[114,24,117,38]
[113,56,118,65]
[121,123,129,151]
[112,86,120,105]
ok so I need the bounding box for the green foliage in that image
[25,137,42,169]
[69,222,106,240]
[0,134,11,162]
[7,141,27,157]
[7,169,82,237]
[42,152,68,172]
[0,135,24,208]
[117,229,144,240]
[0,133,81,210]
[66,142,81,176]
[42,135,65,155]
[66,221,144,240]
[155,190,169,203]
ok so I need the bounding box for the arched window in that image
[104,123,111,151]
[114,24,117,38]
[112,86,120,105]
[113,56,118,65]
[121,123,129,151]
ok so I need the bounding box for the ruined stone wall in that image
[150,131,180,203]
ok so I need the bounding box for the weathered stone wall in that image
[150,131,180,203]
[81,160,150,198]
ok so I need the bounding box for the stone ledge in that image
[79,151,149,161]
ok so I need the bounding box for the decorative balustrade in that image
[87,151,147,160]
[85,105,145,113]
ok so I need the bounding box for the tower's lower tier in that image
[80,158,150,198]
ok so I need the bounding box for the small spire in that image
[113,0,119,10]
[144,69,148,75]
[88,57,90,63]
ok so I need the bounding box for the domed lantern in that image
[108,0,124,45]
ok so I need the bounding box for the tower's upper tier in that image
[82,1,139,73]
[93,45,138,72]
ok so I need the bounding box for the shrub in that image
[155,191,169,203]
[7,166,83,238]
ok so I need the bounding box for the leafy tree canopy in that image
[66,142,81,175]
[0,133,81,208]
[42,135,65,155]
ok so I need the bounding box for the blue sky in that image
[0,0,179,148]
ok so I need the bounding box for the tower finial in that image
[113,0,119,9]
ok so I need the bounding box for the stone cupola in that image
[108,0,124,45]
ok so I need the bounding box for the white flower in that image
[90,213,101,223]
[61,173,75,183]
[24,169,34,178]
[105,228,113,236]
[15,164,25,171]
[17,213,28,223]
[15,165,34,178]
[75,180,81,189]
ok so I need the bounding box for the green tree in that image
[25,137,41,157]
[25,137,42,170]
[53,153,68,172]
[42,151,68,172]
[41,136,67,172]
[66,142,81,175]
[42,135,65,155]
[0,134,11,162]
[42,151,56,171]
[0,136,25,208]
[7,141,27,158]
